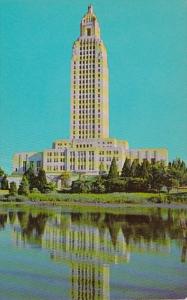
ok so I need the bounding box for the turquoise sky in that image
[0,0,187,173]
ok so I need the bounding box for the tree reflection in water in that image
[0,207,187,299]
[0,213,7,229]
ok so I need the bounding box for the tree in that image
[24,167,37,191]
[71,180,92,193]
[126,178,148,192]
[61,172,71,188]
[79,181,92,193]
[1,175,9,190]
[99,162,106,175]
[105,178,126,193]
[139,159,150,179]
[92,176,106,193]
[18,176,30,196]
[44,182,56,193]
[149,162,165,192]
[9,182,17,196]
[0,167,5,177]
[169,158,187,185]
[71,180,81,193]
[130,159,140,177]
[121,158,131,177]
[108,157,118,179]
[37,169,48,193]
[164,174,179,193]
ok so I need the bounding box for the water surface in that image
[0,205,187,299]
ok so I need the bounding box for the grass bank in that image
[1,191,187,206]
[27,191,167,204]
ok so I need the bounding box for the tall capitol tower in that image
[70,5,109,140]
[13,5,168,177]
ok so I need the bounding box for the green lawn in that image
[28,191,167,204]
[1,189,187,205]
[0,190,9,195]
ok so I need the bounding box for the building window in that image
[87,28,91,36]
[23,161,27,172]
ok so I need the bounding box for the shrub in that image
[9,182,17,196]
[37,169,48,193]
[105,178,127,193]
[126,178,148,192]
[91,177,106,193]
[108,157,119,179]
[71,180,92,193]
[1,175,9,190]
[18,176,30,196]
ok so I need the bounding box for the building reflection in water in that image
[0,208,187,300]
[42,214,129,300]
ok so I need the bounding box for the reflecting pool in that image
[0,205,187,299]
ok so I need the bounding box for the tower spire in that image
[88,4,93,14]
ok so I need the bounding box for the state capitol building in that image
[13,5,168,178]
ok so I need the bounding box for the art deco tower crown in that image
[70,5,109,140]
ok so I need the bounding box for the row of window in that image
[79,55,98,60]
[74,75,96,80]
[73,105,96,109]
[47,158,65,163]
[78,59,101,64]
[73,99,99,103]
[73,60,99,67]
[72,108,100,113]
[77,164,95,171]
[77,85,101,89]
[47,166,66,171]
[76,129,101,134]
[47,152,65,156]
[77,82,101,86]
[74,77,101,82]
[79,45,96,50]
[45,150,156,159]
[74,65,98,69]
[77,150,94,156]
[73,109,101,118]
[99,157,119,162]
[77,109,97,113]
[79,39,97,44]
[73,70,101,76]
[46,149,95,156]
[73,109,100,114]
[76,135,99,139]
[75,124,100,129]
[75,94,101,99]
[76,144,93,148]
[73,97,101,102]
[79,51,95,55]
[77,92,101,96]
[99,150,119,155]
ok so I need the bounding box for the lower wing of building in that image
[12,138,168,176]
